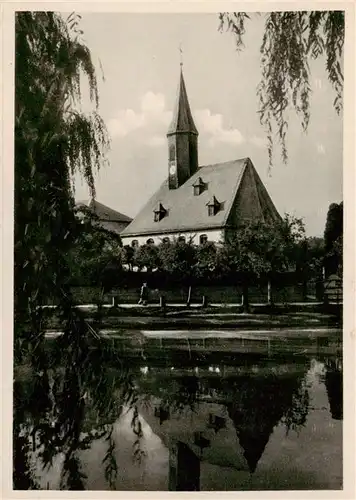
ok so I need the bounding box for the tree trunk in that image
[111,295,119,308]
[301,279,308,301]
[95,286,105,326]
[242,282,250,313]
[186,285,192,307]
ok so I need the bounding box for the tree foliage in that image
[15,11,109,338]
[219,11,344,169]
[157,238,197,281]
[134,243,160,273]
[121,245,136,271]
[13,12,138,490]
[324,202,343,252]
[220,216,305,276]
[194,242,219,279]
[324,202,343,276]
[69,206,122,287]
[217,215,305,309]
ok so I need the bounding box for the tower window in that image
[207,196,221,216]
[177,235,186,243]
[131,239,139,248]
[169,143,176,161]
[153,202,167,222]
[193,177,205,196]
[200,234,208,245]
[146,238,154,245]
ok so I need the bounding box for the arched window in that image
[131,239,139,248]
[177,235,186,243]
[200,234,208,245]
[146,238,154,245]
[162,236,170,244]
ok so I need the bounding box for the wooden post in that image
[186,285,192,307]
[159,295,166,309]
[111,295,118,308]
[169,441,200,491]
[242,283,250,313]
[202,295,208,308]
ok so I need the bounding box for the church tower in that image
[167,67,198,189]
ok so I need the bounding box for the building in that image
[76,199,132,236]
[121,68,280,248]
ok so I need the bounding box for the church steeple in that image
[168,68,198,136]
[167,67,199,189]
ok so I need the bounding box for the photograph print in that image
[12,9,345,492]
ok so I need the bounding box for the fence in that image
[324,274,342,303]
[44,283,319,306]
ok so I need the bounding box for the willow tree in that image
[14,12,139,490]
[219,11,344,169]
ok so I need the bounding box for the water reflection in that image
[15,350,342,491]
[135,357,312,478]
[324,358,343,420]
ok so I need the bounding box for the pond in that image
[15,342,342,491]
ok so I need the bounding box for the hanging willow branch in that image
[219,11,344,170]
[14,11,119,490]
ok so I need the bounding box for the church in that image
[120,68,280,248]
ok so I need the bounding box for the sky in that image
[74,12,343,237]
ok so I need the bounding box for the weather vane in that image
[179,43,183,68]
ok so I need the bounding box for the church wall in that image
[121,228,225,247]
[226,161,264,228]
[226,161,281,230]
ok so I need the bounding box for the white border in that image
[1,2,355,499]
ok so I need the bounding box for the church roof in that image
[167,68,198,136]
[121,157,280,238]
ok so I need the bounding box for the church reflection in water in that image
[129,353,342,490]
[24,350,342,491]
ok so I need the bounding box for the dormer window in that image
[207,196,221,216]
[193,177,205,196]
[153,203,167,222]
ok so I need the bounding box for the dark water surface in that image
[26,345,342,491]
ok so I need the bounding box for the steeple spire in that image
[167,67,198,136]
[167,65,199,189]
[179,43,183,68]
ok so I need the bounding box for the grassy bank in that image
[41,302,342,333]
